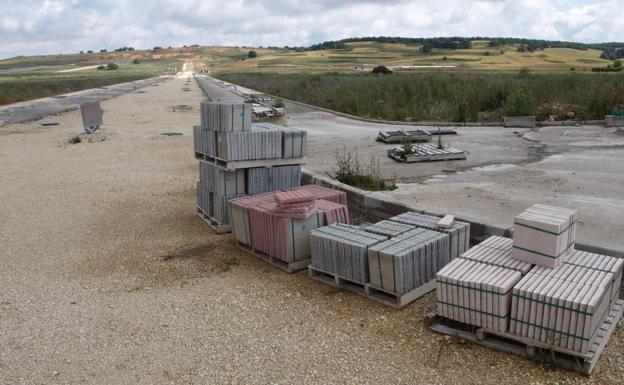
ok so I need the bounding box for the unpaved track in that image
[1,74,623,385]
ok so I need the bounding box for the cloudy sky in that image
[0,0,622,59]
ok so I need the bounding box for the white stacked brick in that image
[389,212,470,263]
[193,125,217,156]
[310,223,387,284]
[509,264,613,353]
[460,236,533,274]
[368,228,450,294]
[363,220,416,238]
[436,258,522,332]
[200,102,251,132]
[512,204,577,269]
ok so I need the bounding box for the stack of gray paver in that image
[246,165,302,195]
[512,204,577,269]
[310,223,387,284]
[368,228,450,294]
[363,220,416,238]
[389,212,470,261]
[459,236,532,274]
[193,102,307,229]
[436,258,522,332]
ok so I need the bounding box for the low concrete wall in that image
[504,116,536,128]
[302,169,624,260]
[606,115,624,127]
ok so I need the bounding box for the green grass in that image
[216,71,624,122]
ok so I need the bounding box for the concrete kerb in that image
[301,169,624,261]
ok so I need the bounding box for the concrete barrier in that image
[301,169,624,262]
[606,115,624,127]
[504,116,536,128]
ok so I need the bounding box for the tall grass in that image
[217,72,624,122]
[0,74,151,105]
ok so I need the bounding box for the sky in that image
[0,0,622,59]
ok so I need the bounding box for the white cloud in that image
[0,0,621,59]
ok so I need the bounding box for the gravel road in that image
[1,73,623,384]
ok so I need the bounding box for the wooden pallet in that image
[378,130,432,143]
[308,265,436,309]
[427,299,624,375]
[237,242,310,273]
[427,129,458,136]
[194,152,305,171]
[197,207,231,234]
[388,144,467,163]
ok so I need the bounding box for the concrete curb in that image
[301,169,624,260]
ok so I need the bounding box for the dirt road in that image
[1,73,623,384]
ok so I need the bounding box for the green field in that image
[216,71,624,122]
[0,54,179,105]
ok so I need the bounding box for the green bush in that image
[371,65,392,75]
[248,50,257,58]
[106,63,119,70]
[132,58,140,64]
[332,147,395,191]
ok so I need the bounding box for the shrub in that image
[248,50,257,58]
[69,135,81,144]
[97,65,106,70]
[504,89,533,116]
[106,63,119,70]
[332,147,395,191]
[371,65,392,75]
[132,58,140,64]
[272,99,285,108]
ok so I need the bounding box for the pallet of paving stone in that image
[426,129,457,136]
[308,265,436,309]
[368,228,450,295]
[388,144,466,163]
[237,241,310,273]
[281,126,308,158]
[196,206,231,234]
[310,223,388,285]
[509,263,615,354]
[427,298,624,375]
[246,165,301,195]
[377,130,432,143]
[512,204,577,269]
[565,250,623,302]
[216,124,283,161]
[389,212,470,261]
[194,153,306,171]
[200,102,251,132]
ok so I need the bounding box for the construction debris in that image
[388,144,467,163]
[377,130,432,143]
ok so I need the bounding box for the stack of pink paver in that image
[230,185,349,264]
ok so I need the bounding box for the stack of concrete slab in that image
[193,102,307,231]
[216,126,283,161]
[310,223,387,284]
[363,220,416,238]
[200,102,252,132]
[512,204,577,268]
[281,127,307,158]
[436,258,523,332]
[389,212,470,262]
[229,185,349,264]
[368,228,450,294]
[509,263,614,353]
[459,236,533,274]
[246,165,301,195]
[565,250,623,302]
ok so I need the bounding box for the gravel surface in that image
[1,73,623,385]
